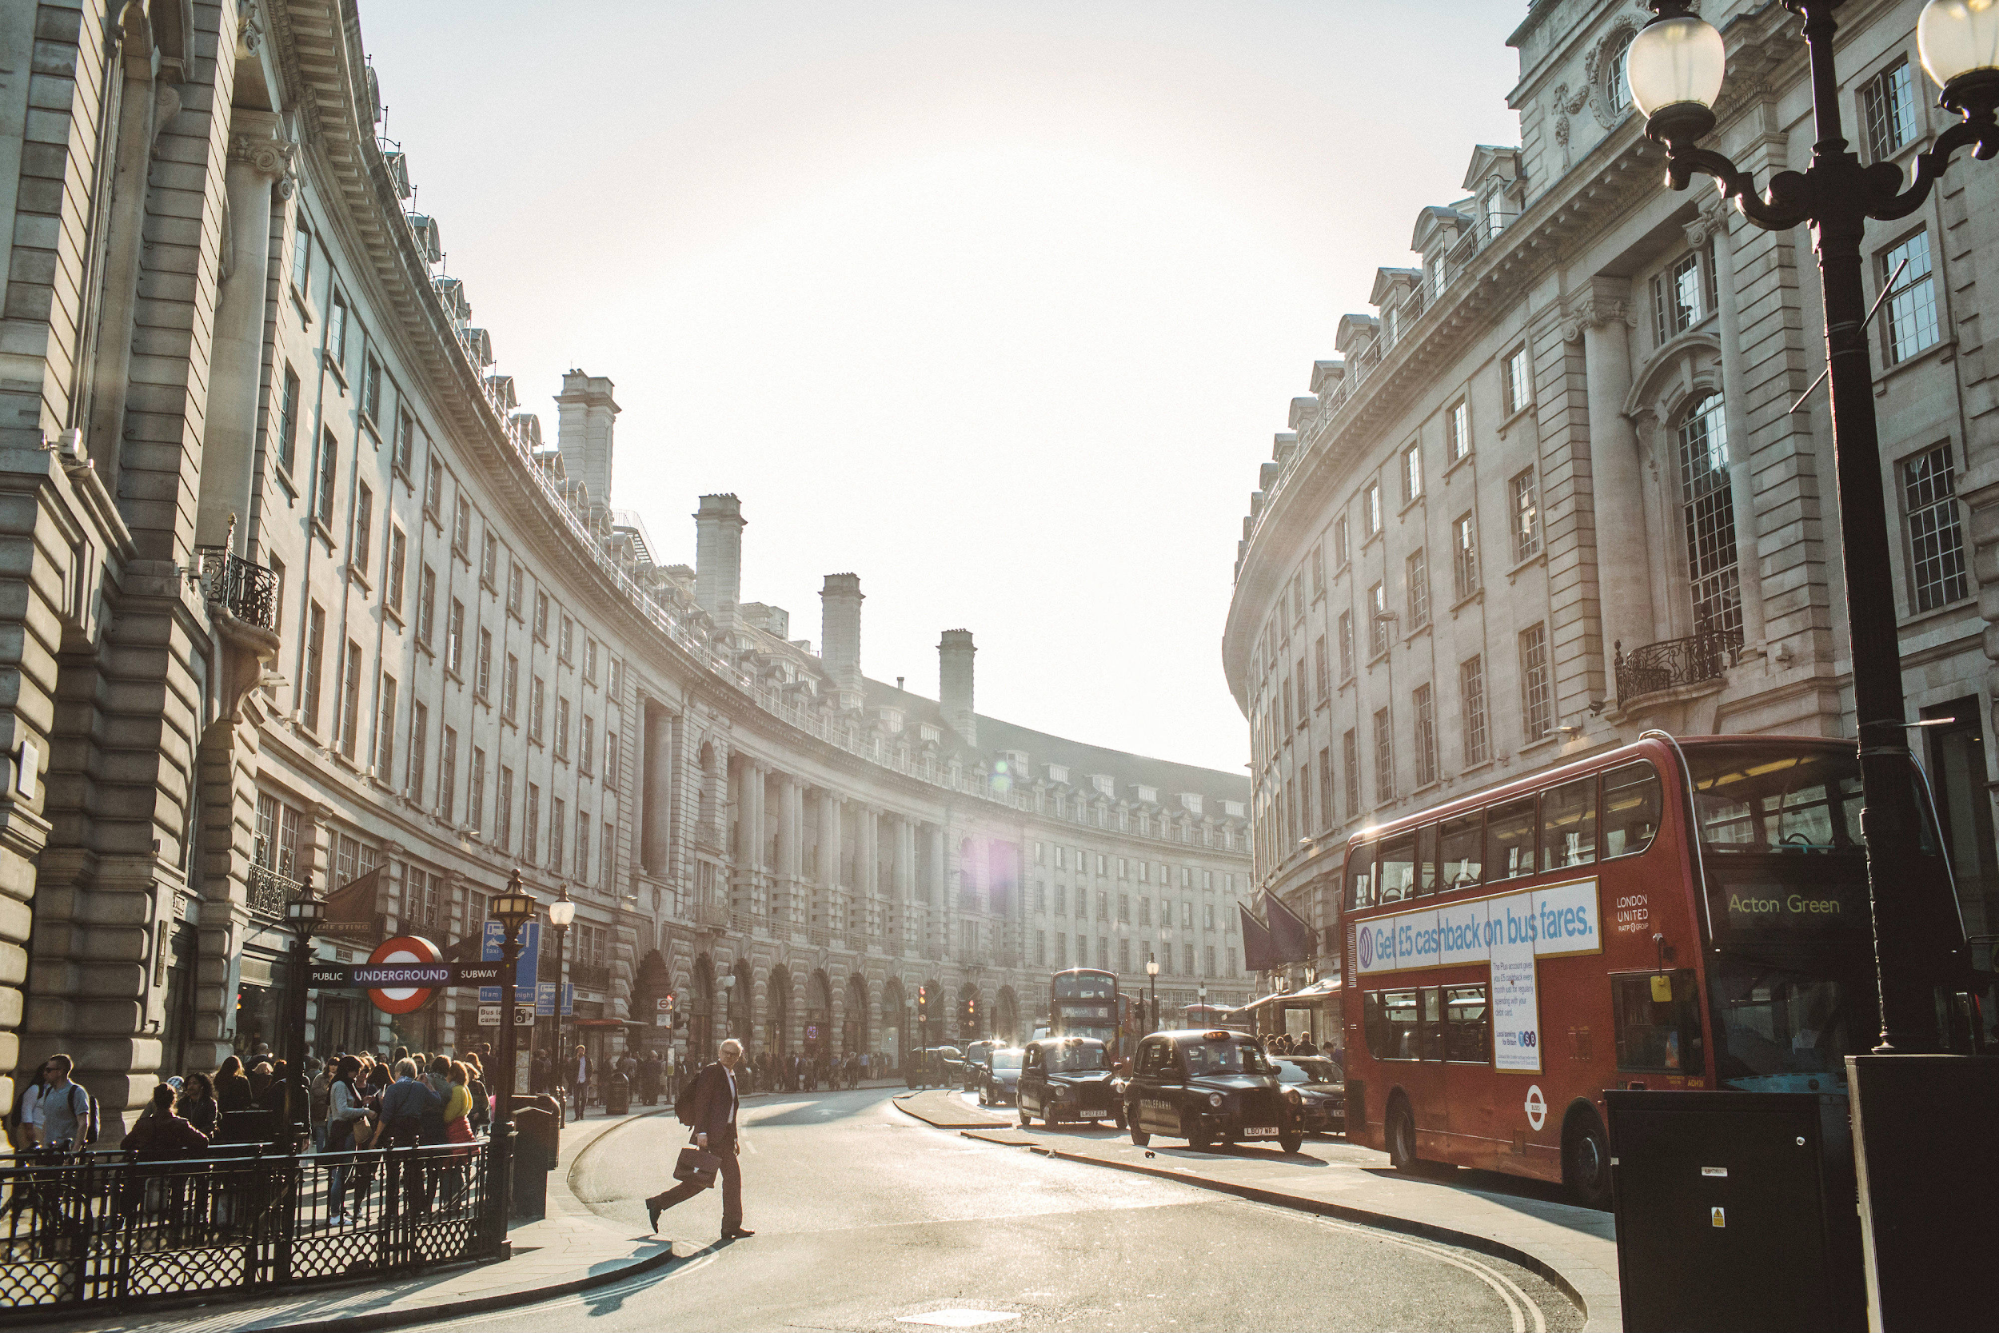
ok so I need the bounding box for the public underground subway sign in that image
[1351,878,1602,1075]
[367,935,444,1014]
[1525,1084,1547,1132]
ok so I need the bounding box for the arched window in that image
[1676,394,1743,641]
[1604,36,1632,115]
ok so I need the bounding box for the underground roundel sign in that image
[1524,1084,1547,1132]
[366,935,445,1014]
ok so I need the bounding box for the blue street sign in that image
[534,981,576,1017]
[478,919,540,1003]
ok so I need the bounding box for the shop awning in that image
[571,1018,648,1028]
[1240,978,1341,1011]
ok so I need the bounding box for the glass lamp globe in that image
[1627,13,1729,142]
[1919,0,1999,114]
[548,897,577,928]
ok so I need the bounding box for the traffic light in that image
[962,996,977,1035]
[917,985,929,1024]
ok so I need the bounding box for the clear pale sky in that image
[361,1,1524,775]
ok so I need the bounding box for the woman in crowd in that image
[214,1056,252,1115]
[178,1072,219,1139]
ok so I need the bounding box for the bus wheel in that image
[1564,1111,1614,1209]
[1387,1102,1419,1172]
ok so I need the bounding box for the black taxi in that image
[1125,1030,1302,1153]
[1016,1036,1118,1128]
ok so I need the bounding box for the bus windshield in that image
[1052,971,1116,1001]
[1707,953,1867,1093]
[1686,746,1865,852]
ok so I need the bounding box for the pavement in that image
[895,1088,1624,1333]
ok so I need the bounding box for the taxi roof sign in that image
[1204,1030,1232,1040]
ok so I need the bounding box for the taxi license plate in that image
[1244,1126,1279,1137]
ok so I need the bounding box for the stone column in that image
[198,112,293,552]
[819,788,842,932]
[1689,202,1768,650]
[1565,277,1654,681]
[641,703,672,874]
[857,807,879,939]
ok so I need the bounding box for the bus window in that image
[1440,812,1483,888]
[1420,987,1445,1061]
[1603,761,1663,858]
[1380,833,1418,903]
[1486,796,1538,881]
[1346,841,1377,910]
[1364,989,1420,1060]
[1541,777,1598,869]
[1416,824,1440,896]
[1612,971,1704,1073]
[1444,985,1491,1063]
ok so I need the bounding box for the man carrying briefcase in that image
[647,1038,752,1240]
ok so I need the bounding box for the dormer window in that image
[1384,306,1399,346]
[1484,189,1507,238]
[1429,254,1448,297]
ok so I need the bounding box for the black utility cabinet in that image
[1606,1090,1863,1333]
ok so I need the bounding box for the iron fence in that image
[0,1138,508,1314]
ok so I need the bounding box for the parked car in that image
[1270,1056,1345,1135]
[1017,1037,1118,1128]
[1125,1029,1301,1153]
[979,1047,1024,1106]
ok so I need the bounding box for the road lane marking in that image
[1308,1212,1545,1333]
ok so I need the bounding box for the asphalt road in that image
[454,1088,1581,1333]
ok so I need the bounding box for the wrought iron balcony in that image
[1615,626,1744,702]
[195,547,280,630]
[246,862,303,918]
[573,962,611,990]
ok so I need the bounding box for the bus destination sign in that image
[1712,878,1868,934]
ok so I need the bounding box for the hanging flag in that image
[320,866,383,942]
[1239,901,1276,972]
[1266,893,1316,965]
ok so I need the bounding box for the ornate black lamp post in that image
[283,874,323,1152]
[490,870,539,1134]
[1629,0,1996,1053]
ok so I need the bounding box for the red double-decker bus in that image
[1340,732,1973,1206]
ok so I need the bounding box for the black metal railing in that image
[194,548,280,631]
[572,963,610,990]
[1615,626,1744,701]
[245,864,303,919]
[0,1138,507,1313]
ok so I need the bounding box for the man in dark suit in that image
[646,1038,751,1239]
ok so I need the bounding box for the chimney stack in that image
[694,494,745,627]
[939,629,976,747]
[820,574,864,710]
[554,370,619,514]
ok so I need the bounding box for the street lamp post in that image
[1145,954,1160,1034]
[490,871,539,1135]
[1627,0,1995,1054]
[282,875,323,1154]
[547,885,575,1118]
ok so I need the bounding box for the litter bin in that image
[605,1071,631,1117]
[508,1095,563,1220]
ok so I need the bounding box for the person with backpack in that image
[645,1038,752,1241]
[7,1061,51,1149]
[36,1054,96,1152]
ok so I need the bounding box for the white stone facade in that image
[0,0,1250,1132]
[1224,0,1999,982]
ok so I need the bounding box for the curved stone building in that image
[0,0,1249,1129]
[1224,0,1999,992]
